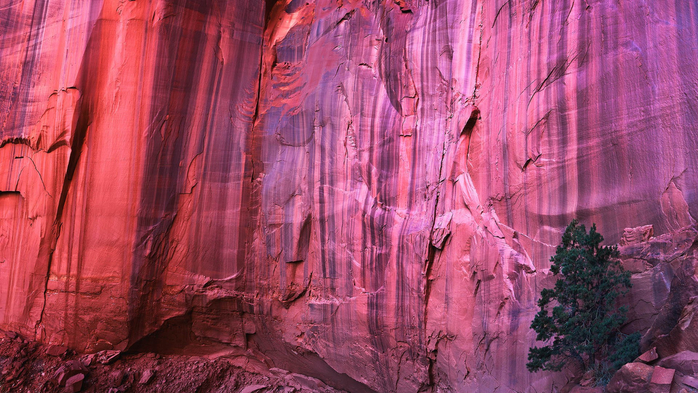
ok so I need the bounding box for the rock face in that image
[0,0,697,392]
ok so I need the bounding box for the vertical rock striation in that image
[0,0,697,391]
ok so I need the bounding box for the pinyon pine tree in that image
[527,220,640,383]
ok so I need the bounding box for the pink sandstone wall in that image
[0,0,697,391]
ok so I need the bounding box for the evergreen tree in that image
[527,220,640,382]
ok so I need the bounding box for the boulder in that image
[607,362,654,393]
[80,354,95,367]
[648,366,674,393]
[108,370,125,387]
[240,385,268,393]
[96,350,121,365]
[52,360,87,387]
[46,345,68,357]
[637,348,659,364]
[658,351,698,376]
[65,373,85,393]
[138,369,155,385]
[674,373,698,390]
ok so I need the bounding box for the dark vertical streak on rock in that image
[319,116,329,280]
[674,0,698,221]
[188,0,263,280]
[0,2,21,133]
[235,3,268,295]
[321,102,337,281]
[472,1,483,102]
[500,0,514,226]
[5,0,49,136]
[597,2,618,232]
[128,0,219,344]
[554,0,570,228]
[33,3,101,335]
[12,0,49,324]
[574,0,589,236]
[421,1,463,389]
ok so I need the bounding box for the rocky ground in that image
[562,347,698,393]
[0,330,343,393]
[604,348,698,393]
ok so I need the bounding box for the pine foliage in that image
[527,220,640,381]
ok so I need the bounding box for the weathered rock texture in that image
[1,0,697,392]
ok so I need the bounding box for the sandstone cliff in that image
[0,0,697,392]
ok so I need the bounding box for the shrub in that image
[527,220,640,383]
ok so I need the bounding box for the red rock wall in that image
[1,0,697,391]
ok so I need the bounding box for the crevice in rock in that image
[521,153,542,172]
[252,3,272,131]
[424,137,448,338]
[524,109,552,136]
[14,154,52,197]
[565,0,576,24]
[227,2,271,296]
[421,7,486,389]
[394,349,405,390]
[336,9,356,26]
[472,6,484,103]
[492,0,511,28]
[527,45,589,106]
[36,95,91,337]
[423,244,439,322]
